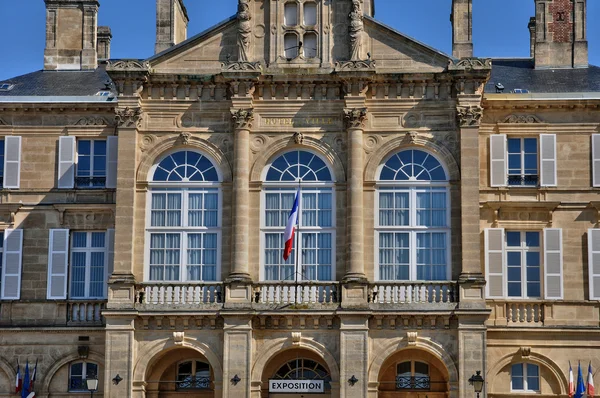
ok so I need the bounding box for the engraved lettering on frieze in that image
[293,132,304,145]
[502,114,543,124]
[179,132,192,145]
[262,117,340,127]
[556,11,566,22]
[75,116,109,126]
[231,108,254,130]
[456,105,483,127]
[343,108,368,129]
[63,211,114,229]
[115,107,143,128]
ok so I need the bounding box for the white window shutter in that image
[47,229,69,300]
[540,134,557,187]
[106,228,115,297]
[588,229,600,300]
[485,228,505,298]
[592,135,600,187]
[544,228,563,299]
[1,229,23,300]
[490,134,507,187]
[106,137,118,189]
[3,136,21,189]
[58,136,75,189]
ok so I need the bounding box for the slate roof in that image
[0,64,116,97]
[486,58,600,94]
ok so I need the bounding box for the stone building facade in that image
[0,0,598,397]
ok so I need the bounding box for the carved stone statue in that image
[349,0,364,60]
[237,1,252,62]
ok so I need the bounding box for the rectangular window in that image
[0,139,4,186]
[506,231,541,298]
[76,140,107,188]
[511,363,540,392]
[69,362,98,392]
[507,137,538,186]
[70,231,106,299]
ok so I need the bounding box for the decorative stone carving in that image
[173,331,185,345]
[78,346,90,359]
[343,108,368,129]
[62,211,114,229]
[448,57,492,71]
[291,331,301,345]
[140,134,156,152]
[106,59,150,71]
[335,59,376,70]
[407,331,418,346]
[237,0,252,62]
[403,113,419,128]
[231,108,254,130]
[349,0,364,60]
[438,132,459,155]
[363,135,380,154]
[115,107,143,128]
[74,116,109,126]
[250,134,268,154]
[221,60,261,71]
[520,346,531,358]
[179,132,192,145]
[456,105,483,127]
[502,114,543,124]
[0,118,8,125]
[404,131,418,144]
[293,132,304,145]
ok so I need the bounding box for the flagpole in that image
[294,178,301,303]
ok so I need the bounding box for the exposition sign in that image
[269,379,325,393]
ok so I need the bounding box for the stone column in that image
[339,314,369,397]
[222,315,253,398]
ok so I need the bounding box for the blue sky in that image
[0,0,598,81]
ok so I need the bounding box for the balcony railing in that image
[506,301,544,325]
[396,376,431,390]
[368,281,457,305]
[253,281,339,306]
[67,300,105,325]
[139,282,223,306]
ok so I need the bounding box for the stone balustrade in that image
[505,301,545,325]
[67,300,105,325]
[253,281,340,306]
[139,282,223,306]
[368,281,458,305]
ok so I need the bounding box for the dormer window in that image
[280,1,319,62]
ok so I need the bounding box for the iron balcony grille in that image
[176,376,211,390]
[508,174,538,186]
[396,376,430,390]
[75,176,106,189]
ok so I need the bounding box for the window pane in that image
[284,2,298,25]
[303,2,317,25]
[397,362,411,376]
[414,362,429,377]
[284,33,298,59]
[511,364,524,390]
[72,232,87,248]
[526,232,540,247]
[506,232,521,247]
[303,32,317,58]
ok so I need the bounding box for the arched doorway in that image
[378,348,450,398]
[144,347,217,398]
[261,348,333,398]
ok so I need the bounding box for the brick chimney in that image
[533,0,588,69]
[97,26,112,61]
[450,0,473,58]
[155,0,189,54]
[44,0,99,71]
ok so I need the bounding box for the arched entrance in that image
[144,347,217,398]
[261,348,333,398]
[377,348,450,398]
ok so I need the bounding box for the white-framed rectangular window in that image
[1,229,23,300]
[485,228,563,299]
[69,362,99,392]
[70,231,107,299]
[58,136,117,189]
[508,137,538,186]
[76,139,106,188]
[588,229,600,300]
[281,1,320,60]
[376,187,450,281]
[1,136,22,189]
[261,187,334,281]
[511,363,540,392]
[146,188,221,282]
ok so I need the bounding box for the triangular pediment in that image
[363,16,452,73]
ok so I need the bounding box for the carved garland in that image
[502,114,543,124]
[231,108,254,130]
[343,108,368,129]
[115,107,143,128]
[456,105,483,127]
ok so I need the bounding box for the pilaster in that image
[103,314,136,398]
[222,315,253,398]
[457,314,488,398]
[339,314,369,398]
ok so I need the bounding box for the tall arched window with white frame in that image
[261,150,335,281]
[375,149,450,281]
[146,150,221,282]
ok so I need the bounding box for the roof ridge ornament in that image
[106,60,150,71]
[448,57,492,71]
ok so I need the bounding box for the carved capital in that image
[115,107,143,128]
[456,105,483,127]
[343,108,368,129]
[231,108,254,130]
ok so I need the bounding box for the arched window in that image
[177,360,211,390]
[511,363,540,392]
[376,149,450,281]
[262,150,334,281]
[69,361,98,391]
[272,358,331,390]
[146,150,221,282]
[396,361,430,390]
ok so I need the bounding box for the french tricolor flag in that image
[283,190,300,261]
[569,362,575,397]
[588,362,595,397]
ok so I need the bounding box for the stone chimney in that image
[155,0,189,54]
[528,17,536,58]
[97,26,112,61]
[450,0,473,58]
[362,0,375,18]
[44,0,99,71]
[533,0,588,69]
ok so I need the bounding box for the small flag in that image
[283,189,300,261]
[21,361,30,398]
[575,362,586,398]
[569,362,575,398]
[29,359,37,392]
[15,362,22,393]
[588,362,595,397]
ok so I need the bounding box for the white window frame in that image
[69,231,108,299]
[69,361,99,392]
[505,231,542,299]
[507,137,539,187]
[75,139,107,188]
[510,363,540,393]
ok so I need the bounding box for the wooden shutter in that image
[490,134,507,187]
[592,135,600,187]
[540,134,557,187]
[47,229,69,300]
[3,136,21,189]
[106,137,118,189]
[485,228,505,298]
[588,229,600,300]
[543,228,563,299]
[106,228,115,297]
[58,136,75,189]
[1,229,23,300]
